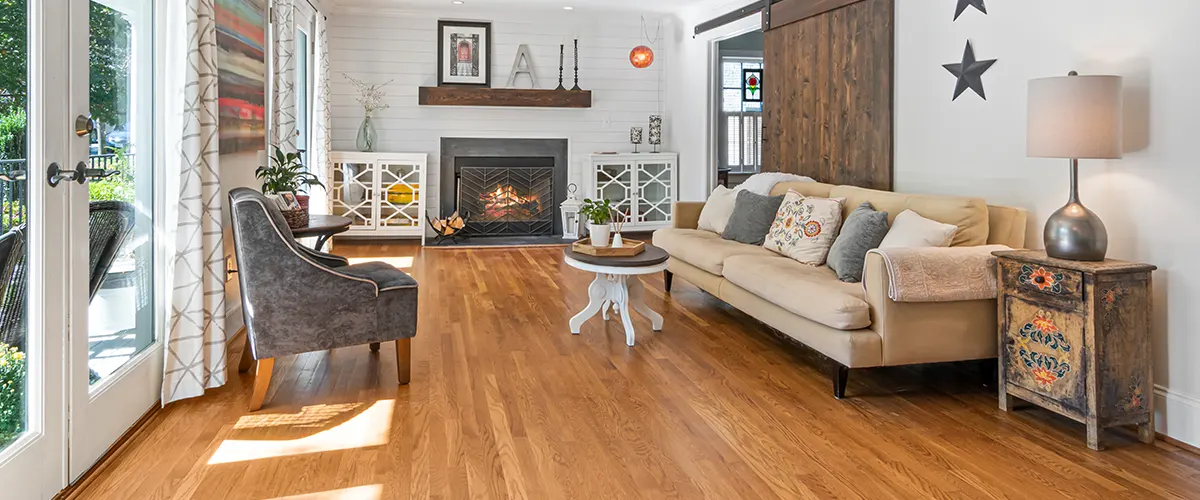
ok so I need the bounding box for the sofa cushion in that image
[722,255,872,330]
[764,191,846,265]
[653,228,781,275]
[721,190,785,246]
[828,202,890,282]
[828,185,989,246]
[697,185,738,234]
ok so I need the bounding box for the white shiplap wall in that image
[329,7,671,216]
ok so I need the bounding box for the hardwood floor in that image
[72,241,1200,499]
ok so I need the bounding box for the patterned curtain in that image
[271,0,297,154]
[163,0,228,404]
[310,13,332,215]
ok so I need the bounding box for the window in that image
[719,56,763,175]
[295,17,311,168]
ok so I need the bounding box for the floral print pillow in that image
[763,191,845,265]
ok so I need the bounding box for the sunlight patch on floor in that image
[207,400,394,464]
[267,484,383,499]
[233,402,366,430]
[347,256,414,269]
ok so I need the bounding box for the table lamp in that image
[1027,71,1123,261]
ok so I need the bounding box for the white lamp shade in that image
[1027,74,1124,159]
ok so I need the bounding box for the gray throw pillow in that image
[827,202,890,282]
[721,190,785,246]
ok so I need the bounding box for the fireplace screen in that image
[457,166,555,236]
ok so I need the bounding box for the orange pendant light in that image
[630,45,654,69]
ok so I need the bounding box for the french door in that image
[0,0,163,496]
[67,0,162,482]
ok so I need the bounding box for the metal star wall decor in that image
[943,40,997,100]
[954,0,987,20]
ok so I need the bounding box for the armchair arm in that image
[673,201,706,229]
[862,252,999,366]
[297,244,349,268]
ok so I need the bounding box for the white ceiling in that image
[335,0,703,13]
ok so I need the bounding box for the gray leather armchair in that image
[228,188,418,411]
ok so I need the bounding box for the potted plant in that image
[256,146,325,228]
[580,198,614,247]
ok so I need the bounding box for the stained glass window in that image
[743,68,762,102]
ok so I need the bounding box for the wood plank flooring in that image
[73,242,1200,499]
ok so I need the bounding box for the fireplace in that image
[441,138,568,238]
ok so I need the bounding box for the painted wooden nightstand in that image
[993,250,1157,450]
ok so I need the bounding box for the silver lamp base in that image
[1044,159,1108,261]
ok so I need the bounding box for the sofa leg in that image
[369,342,381,352]
[395,338,412,385]
[664,270,673,293]
[249,358,274,411]
[833,364,849,399]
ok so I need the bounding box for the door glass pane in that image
[379,162,419,228]
[295,29,308,165]
[0,0,30,451]
[637,163,671,223]
[87,0,154,385]
[595,164,632,219]
[332,162,374,228]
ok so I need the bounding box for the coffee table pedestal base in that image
[569,273,663,346]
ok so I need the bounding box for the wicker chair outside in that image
[0,201,136,352]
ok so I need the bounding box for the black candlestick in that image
[571,39,581,91]
[556,44,565,90]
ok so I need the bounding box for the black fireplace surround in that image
[440,138,569,237]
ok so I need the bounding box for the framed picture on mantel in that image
[437,20,492,87]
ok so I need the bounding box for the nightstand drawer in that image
[1000,259,1084,309]
[1002,296,1087,416]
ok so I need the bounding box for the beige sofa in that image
[652,181,1028,397]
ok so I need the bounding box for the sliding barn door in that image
[762,0,894,190]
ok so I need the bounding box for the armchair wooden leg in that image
[664,270,673,293]
[395,338,411,385]
[249,358,274,411]
[369,342,381,352]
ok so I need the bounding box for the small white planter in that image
[588,223,611,247]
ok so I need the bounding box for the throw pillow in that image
[827,202,890,282]
[697,185,739,234]
[878,209,958,249]
[721,190,785,246]
[763,191,845,265]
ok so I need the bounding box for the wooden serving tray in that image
[572,238,645,257]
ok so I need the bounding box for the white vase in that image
[611,232,624,248]
[588,223,611,247]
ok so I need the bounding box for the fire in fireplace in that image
[457,161,554,236]
[479,184,543,219]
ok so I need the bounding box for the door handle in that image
[47,162,87,187]
[76,115,95,137]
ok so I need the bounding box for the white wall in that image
[895,0,1200,447]
[665,0,761,201]
[328,6,670,215]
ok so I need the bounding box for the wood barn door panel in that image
[763,0,893,190]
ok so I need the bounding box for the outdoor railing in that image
[0,154,131,232]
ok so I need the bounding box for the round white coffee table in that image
[564,244,668,346]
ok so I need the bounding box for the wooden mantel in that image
[418,87,592,108]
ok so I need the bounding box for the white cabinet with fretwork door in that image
[330,152,427,242]
[589,153,678,231]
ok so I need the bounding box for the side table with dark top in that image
[994,249,1157,450]
[563,244,669,346]
[291,214,353,251]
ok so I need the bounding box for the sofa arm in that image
[862,252,999,366]
[673,201,706,229]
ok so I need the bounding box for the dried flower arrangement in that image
[343,73,393,116]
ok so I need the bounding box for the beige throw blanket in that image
[865,245,1011,302]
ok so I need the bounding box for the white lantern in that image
[561,183,583,240]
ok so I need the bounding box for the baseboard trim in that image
[54,401,162,500]
[1154,384,1200,451]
